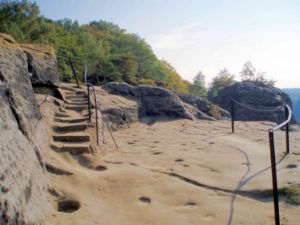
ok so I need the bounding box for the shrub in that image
[138,79,155,86]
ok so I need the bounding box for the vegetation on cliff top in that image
[0,0,192,94]
[0,0,276,97]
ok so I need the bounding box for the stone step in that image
[65,101,88,106]
[65,104,93,111]
[54,112,71,118]
[54,117,89,123]
[82,111,94,118]
[64,90,87,96]
[52,123,87,132]
[53,133,90,142]
[50,142,90,154]
[65,95,88,100]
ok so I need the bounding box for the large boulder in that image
[21,43,59,87]
[0,33,41,138]
[0,33,48,225]
[179,94,230,119]
[210,81,294,124]
[94,86,139,130]
[103,82,193,120]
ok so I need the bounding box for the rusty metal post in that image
[87,85,91,122]
[285,106,290,154]
[268,130,280,225]
[94,92,99,145]
[68,59,80,88]
[231,99,235,133]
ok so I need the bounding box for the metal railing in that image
[230,98,284,133]
[230,98,293,225]
[56,55,81,88]
[268,104,292,225]
[83,63,118,149]
[83,63,100,145]
[68,59,80,88]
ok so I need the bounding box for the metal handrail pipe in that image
[269,104,292,132]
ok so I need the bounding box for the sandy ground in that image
[45,118,300,225]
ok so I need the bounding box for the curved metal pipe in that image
[270,104,292,132]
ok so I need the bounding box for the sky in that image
[36,0,300,88]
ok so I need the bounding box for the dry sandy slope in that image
[45,119,300,225]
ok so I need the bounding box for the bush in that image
[138,79,155,86]
[210,104,221,119]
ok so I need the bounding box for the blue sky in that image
[36,0,300,88]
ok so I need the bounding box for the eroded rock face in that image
[103,82,193,120]
[21,44,59,87]
[0,33,41,139]
[210,81,294,124]
[0,34,48,225]
[94,86,139,130]
[179,94,230,120]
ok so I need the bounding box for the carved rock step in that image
[64,90,87,96]
[54,117,89,123]
[65,101,88,106]
[53,133,90,142]
[65,104,94,111]
[52,123,87,132]
[50,142,90,154]
[55,112,71,118]
[65,95,88,100]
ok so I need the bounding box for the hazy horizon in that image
[36,0,300,88]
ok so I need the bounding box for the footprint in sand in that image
[57,199,81,213]
[184,201,197,207]
[175,159,184,163]
[286,164,297,169]
[104,160,123,165]
[152,151,162,155]
[95,165,107,171]
[153,140,160,144]
[139,196,151,204]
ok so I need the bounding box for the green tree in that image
[240,61,255,81]
[0,0,39,42]
[208,68,235,98]
[240,61,276,86]
[189,71,207,97]
[0,1,190,89]
[160,60,189,94]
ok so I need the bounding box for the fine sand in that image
[45,119,300,225]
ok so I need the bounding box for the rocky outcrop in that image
[21,43,59,87]
[0,33,41,139]
[179,94,230,120]
[0,34,48,225]
[210,81,294,124]
[103,82,193,120]
[94,86,139,130]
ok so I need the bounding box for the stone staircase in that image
[50,84,94,154]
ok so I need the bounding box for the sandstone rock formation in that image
[0,33,41,139]
[0,34,48,225]
[103,82,194,120]
[94,86,139,130]
[210,81,294,124]
[21,43,59,87]
[179,94,230,120]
